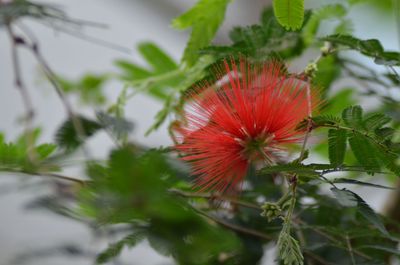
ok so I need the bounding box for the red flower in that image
[174,59,318,194]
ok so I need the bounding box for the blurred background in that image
[0,0,397,264]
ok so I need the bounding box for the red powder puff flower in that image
[174,58,318,194]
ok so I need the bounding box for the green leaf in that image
[342,105,363,129]
[302,4,347,45]
[145,96,173,136]
[334,18,353,34]
[172,0,231,66]
[331,188,389,236]
[373,143,400,176]
[259,163,321,177]
[57,74,108,105]
[80,147,242,264]
[137,42,177,73]
[374,127,394,140]
[322,89,355,116]
[35,143,57,159]
[0,131,59,173]
[328,129,347,166]
[145,55,215,135]
[115,42,180,100]
[322,34,400,66]
[363,113,391,131]
[277,229,304,265]
[55,116,102,150]
[96,112,134,139]
[96,232,145,264]
[273,0,304,31]
[313,55,341,92]
[348,131,381,173]
[203,7,306,60]
[332,178,395,190]
[331,187,357,207]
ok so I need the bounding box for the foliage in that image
[203,7,306,60]
[171,0,231,66]
[57,74,109,106]
[302,4,348,45]
[322,34,400,66]
[0,129,58,173]
[1,0,400,265]
[81,147,243,265]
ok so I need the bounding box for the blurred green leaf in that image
[0,0,65,24]
[57,74,108,106]
[322,89,355,116]
[0,130,58,173]
[137,42,178,73]
[96,231,145,264]
[172,0,231,66]
[144,55,215,135]
[322,34,400,66]
[302,4,347,45]
[55,116,102,151]
[342,105,363,129]
[80,147,242,264]
[115,42,180,100]
[96,111,133,140]
[363,113,391,131]
[328,129,347,167]
[331,187,389,235]
[313,55,341,92]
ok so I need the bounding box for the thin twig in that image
[388,65,400,83]
[194,208,272,240]
[169,188,260,210]
[5,170,88,186]
[15,27,92,158]
[38,172,88,185]
[33,21,132,54]
[171,189,374,261]
[5,23,37,162]
[296,219,373,261]
[346,234,356,265]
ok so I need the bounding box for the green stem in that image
[126,69,182,99]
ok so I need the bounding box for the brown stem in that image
[194,208,272,240]
[168,188,260,210]
[11,24,92,158]
[5,23,37,162]
[30,43,92,158]
[5,170,88,186]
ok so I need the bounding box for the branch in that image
[15,25,92,157]
[5,23,37,162]
[168,188,260,210]
[3,170,88,186]
[194,208,272,240]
